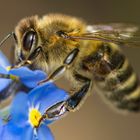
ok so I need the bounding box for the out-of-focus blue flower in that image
[9,67,46,88]
[0,51,11,92]
[0,66,47,89]
[0,51,47,117]
[0,50,47,91]
[0,117,3,136]
[0,51,69,140]
[3,82,69,140]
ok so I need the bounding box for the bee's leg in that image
[66,73,91,111]
[38,48,79,84]
[11,46,42,69]
[44,74,91,120]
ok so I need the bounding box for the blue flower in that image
[3,82,69,140]
[9,67,46,88]
[0,51,11,92]
[0,50,47,90]
[0,117,3,136]
[0,50,47,117]
[0,51,69,140]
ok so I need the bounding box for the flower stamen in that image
[29,108,42,128]
[6,66,12,71]
[9,74,19,81]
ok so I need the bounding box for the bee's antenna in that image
[0,32,15,48]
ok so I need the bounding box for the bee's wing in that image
[69,23,140,47]
[86,23,138,34]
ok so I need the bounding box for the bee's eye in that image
[23,31,36,51]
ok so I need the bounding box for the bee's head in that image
[0,14,84,71]
[14,16,41,65]
[13,15,69,70]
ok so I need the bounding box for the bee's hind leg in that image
[44,74,91,120]
[39,48,91,119]
[66,73,91,111]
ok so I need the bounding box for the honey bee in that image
[1,14,140,118]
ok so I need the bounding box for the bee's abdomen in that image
[95,45,140,112]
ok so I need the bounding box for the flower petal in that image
[0,118,3,137]
[0,51,12,92]
[0,51,10,68]
[37,124,54,140]
[21,125,34,140]
[0,65,11,92]
[28,83,69,114]
[1,122,23,140]
[0,65,8,74]
[9,67,47,88]
[0,79,11,92]
[10,92,29,126]
[0,118,3,126]
[1,121,34,140]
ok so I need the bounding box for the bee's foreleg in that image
[12,47,42,69]
[38,48,79,85]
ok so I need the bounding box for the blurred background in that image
[0,0,140,140]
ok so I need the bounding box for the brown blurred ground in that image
[0,0,140,140]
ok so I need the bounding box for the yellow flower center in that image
[9,74,19,81]
[29,108,42,128]
[6,66,19,81]
[6,66,12,71]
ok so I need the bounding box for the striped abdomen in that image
[92,43,140,112]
